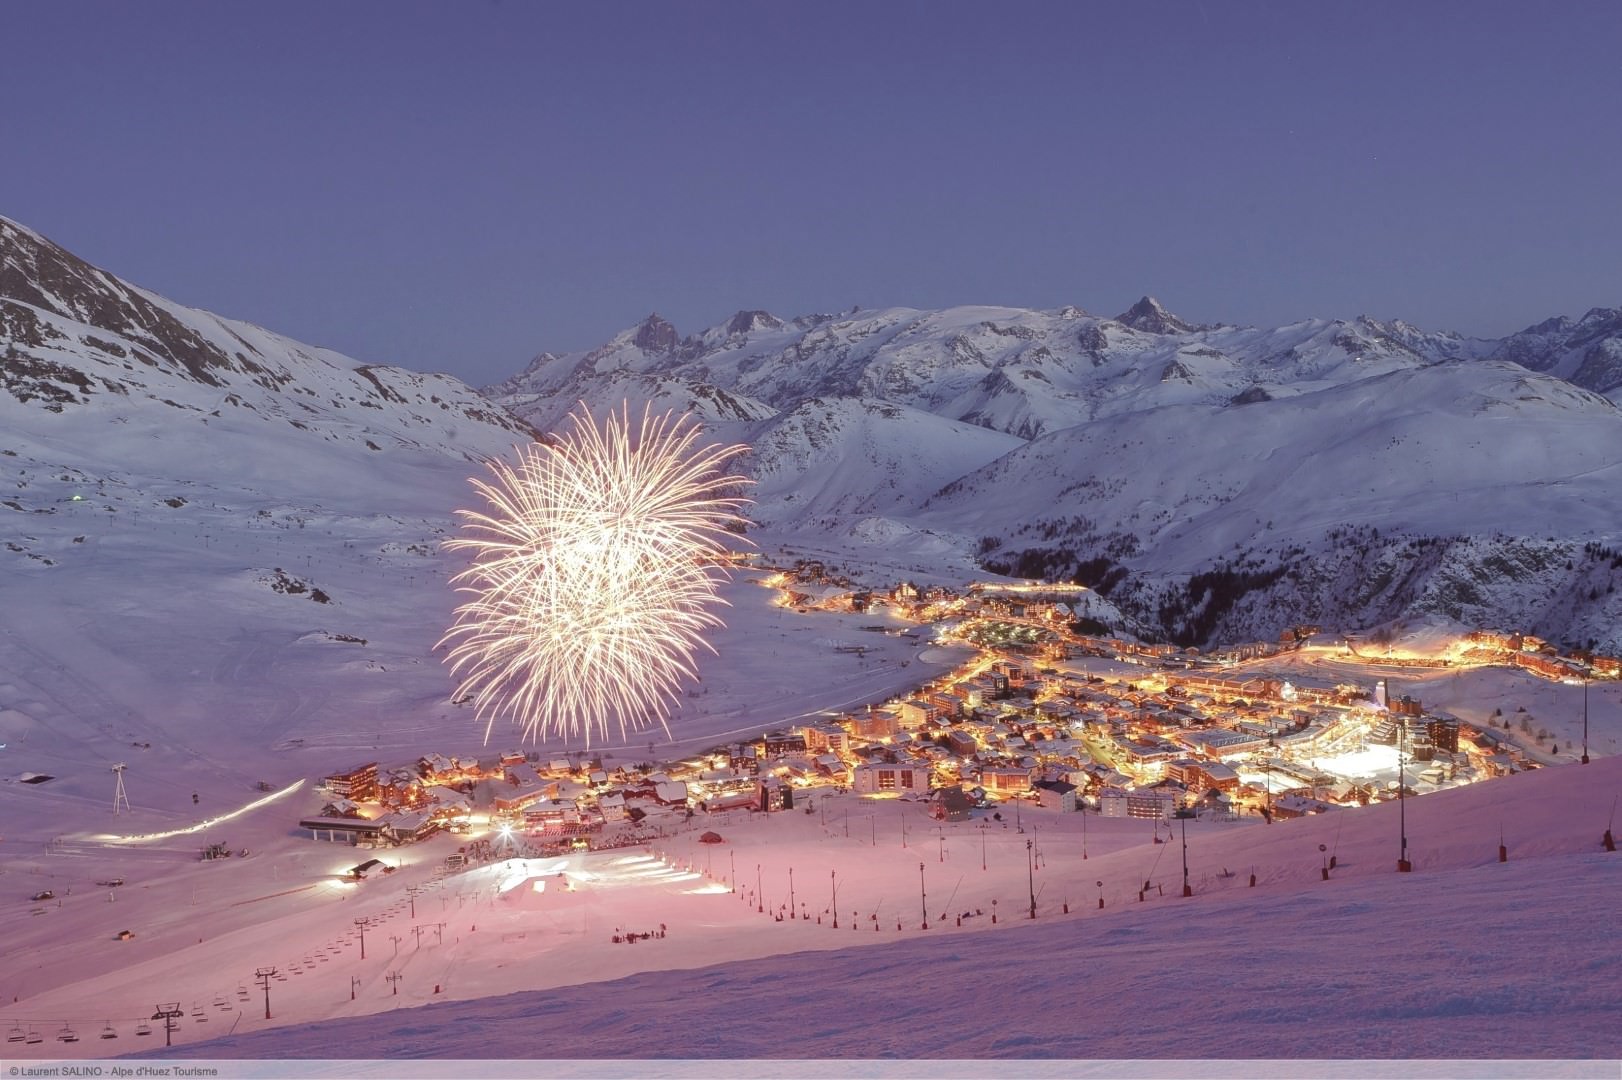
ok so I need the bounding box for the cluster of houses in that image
[298,752,703,849]
[1458,630,1621,680]
[296,566,1610,851]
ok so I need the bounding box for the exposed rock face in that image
[1114,296,1196,335]
[632,313,679,354]
[1490,305,1622,391]
[726,310,783,336]
[0,214,531,452]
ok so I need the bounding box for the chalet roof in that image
[299,816,393,832]
[388,810,433,832]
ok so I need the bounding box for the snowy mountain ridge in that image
[487,298,1622,650]
[1,214,532,464]
[7,212,1622,650]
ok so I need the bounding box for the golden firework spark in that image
[440,402,750,745]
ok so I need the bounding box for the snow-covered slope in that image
[923,361,1622,645]
[117,756,1622,1061]
[745,397,1024,527]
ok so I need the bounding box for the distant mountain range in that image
[5,214,1622,649]
[485,298,1622,651]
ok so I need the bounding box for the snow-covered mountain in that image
[8,208,1622,651]
[1,216,533,467]
[0,215,551,786]
[0,214,938,779]
[1489,305,1622,394]
[488,298,1622,650]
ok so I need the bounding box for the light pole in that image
[756,864,763,913]
[407,886,420,919]
[1265,756,1272,820]
[919,862,928,929]
[386,970,402,996]
[1176,808,1194,897]
[1583,676,1591,765]
[788,866,795,919]
[355,917,370,959]
[831,870,839,929]
[980,822,987,871]
[1397,720,1412,873]
[1026,838,1036,919]
[730,850,736,892]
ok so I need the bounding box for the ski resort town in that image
[297,564,1608,859]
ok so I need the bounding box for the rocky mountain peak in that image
[1114,296,1194,335]
[725,309,783,336]
[633,313,679,353]
[2,217,249,388]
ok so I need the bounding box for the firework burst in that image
[440,402,751,746]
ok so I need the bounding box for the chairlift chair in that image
[25,1028,43,1045]
[58,1024,79,1043]
[6,1024,24,1043]
[135,1021,153,1037]
[100,1022,118,1040]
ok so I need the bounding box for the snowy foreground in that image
[3,755,1617,1067]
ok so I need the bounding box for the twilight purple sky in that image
[4,0,1620,385]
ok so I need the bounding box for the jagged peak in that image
[632,312,679,353]
[1517,314,1576,337]
[724,309,784,336]
[1114,296,1194,335]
